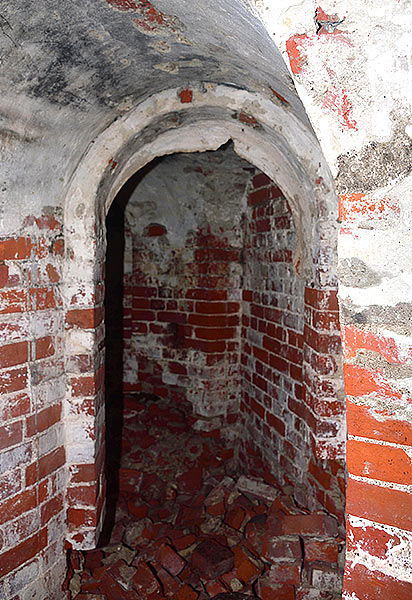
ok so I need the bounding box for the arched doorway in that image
[63,86,345,598]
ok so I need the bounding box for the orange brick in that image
[346,478,412,531]
[346,520,399,560]
[347,399,412,446]
[347,439,412,485]
[0,237,32,260]
[344,561,412,599]
[343,363,400,399]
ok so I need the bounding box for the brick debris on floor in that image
[66,394,344,600]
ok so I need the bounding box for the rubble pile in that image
[67,394,344,600]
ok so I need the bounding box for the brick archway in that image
[62,84,342,550]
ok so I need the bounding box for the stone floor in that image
[66,394,344,600]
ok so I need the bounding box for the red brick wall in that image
[65,279,106,550]
[123,224,243,433]
[240,173,345,520]
[340,193,412,596]
[119,158,345,521]
[121,150,250,434]
[240,173,305,474]
[0,212,67,597]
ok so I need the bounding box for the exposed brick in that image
[0,483,46,526]
[179,88,193,103]
[65,307,104,329]
[304,538,339,563]
[35,335,55,359]
[268,561,301,585]
[282,514,338,537]
[263,537,302,561]
[252,172,271,188]
[26,403,62,437]
[67,484,97,506]
[0,469,22,502]
[0,264,8,287]
[0,341,28,368]
[0,237,32,260]
[67,507,97,529]
[347,439,412,485]
[0,420,23,451]
[309,460,332,490]
[71,366,104,397]
[31,286,57,310]
[36,446,66,481]
[304,287,339,311]
[41,493,64,525]
[344,561,412,600]
[145,223,167,236]
[346,399,412,446]
[346,477,412,531]
[0,289,27,314]
[0,528,47,577]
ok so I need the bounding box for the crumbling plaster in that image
[249,0,412,330]
[249,0,412,175]
[248,0,412,594]
[2,0,412,596]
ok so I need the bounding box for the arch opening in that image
[66,135,346,597]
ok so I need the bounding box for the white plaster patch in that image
[251,0,412,172]
[65,442,95,464]
[66,329,96,355]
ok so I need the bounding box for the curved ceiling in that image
[1,0,337,285]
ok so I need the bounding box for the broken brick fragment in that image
[206,580,227,596]
[304,538,339,563]
[256,577,295,600]
[105,559,137,591]
[157,542,186,576]
[267,561,301,585]
[178,466,203,493]
[172,583,198,600]
[119,468,143,494]
[128,500,148,519]
[282,514,338,537]
[179,564,204,591]
[211,594,259,600]
[101,571,140,599]
[156,566,181,596]
[224,506,245,531]
[132,560,163,597]
[74,394,343,598]
[262,536,302,562]
[174,533,196,551]
[207,499,226,517]
[244,514,267,555]
[191,539,234,579]
[84,549,104,571]
[232,545,263,584]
